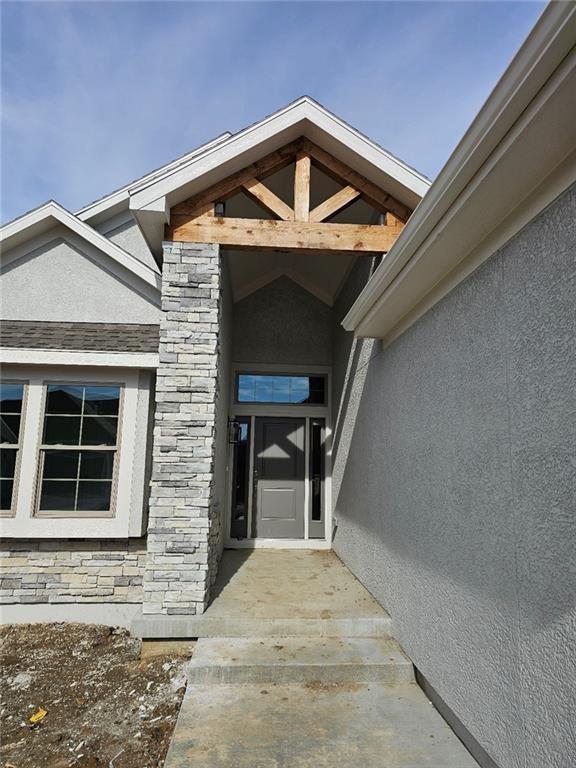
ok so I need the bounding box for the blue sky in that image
[1,1,545,223]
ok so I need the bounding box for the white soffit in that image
[0,201,161,293]
[344,2,576,341]
[127,97,431,254]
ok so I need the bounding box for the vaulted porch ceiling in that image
[226,248,358,306]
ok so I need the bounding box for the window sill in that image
[0,514,145,539]
[34,510,115,519]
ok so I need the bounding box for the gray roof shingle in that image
[0,320,159,353]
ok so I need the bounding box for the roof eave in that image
[344,1,576,341]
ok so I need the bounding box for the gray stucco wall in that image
[95,213,158,271]
[0,229,160,324]
[212,256,233,556]
[331,258,376,505]
[232,276,332,366]
[332,186,576,768]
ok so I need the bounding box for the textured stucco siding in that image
[0,539,146,604]
[95,214,158,271]
[332,186,576,768]
[232,276,332,366]
[212,258,233,556]
[1,230,160,324]
[331,258,377,505]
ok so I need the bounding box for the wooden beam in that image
[241,177,294,221]
[172,139,303,216]
[192,201,215,217]
[301,139,412,222]
[168,215,402,253]
[294,152,311,221]
[309,185,361,223]
[385,211,403,227]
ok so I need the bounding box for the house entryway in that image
[159,550,479,768]
[227,368,330,546]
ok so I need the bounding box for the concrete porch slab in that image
[208,550,387,619]
[133,550,391,638]
[187,636,414,684]
[165,682,479,768]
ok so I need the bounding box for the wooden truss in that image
[167,138,409,253]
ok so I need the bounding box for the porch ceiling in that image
[226,247,357,306]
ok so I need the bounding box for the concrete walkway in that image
[164,550,478,768]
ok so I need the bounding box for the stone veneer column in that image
[143,241,222,615]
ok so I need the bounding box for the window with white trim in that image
[36,383,122,517]
[0,381,26,515]
[1,364,153,538]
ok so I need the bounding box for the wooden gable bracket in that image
[167,139,411,253]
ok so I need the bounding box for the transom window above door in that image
[236,374,326,405]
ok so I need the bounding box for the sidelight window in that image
[308,417,325,539]
[229,418,251,539]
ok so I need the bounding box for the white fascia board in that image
[344,1,576,339]
[129,97,430,213]
[75,132,232,224]
[0,348,159,368]
[0,201,161,292]
[131,197,170,257]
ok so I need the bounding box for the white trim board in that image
[344,2,576,340]
[0,348,159,369]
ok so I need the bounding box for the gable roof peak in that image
[127,98,431,254]
[0,199,161,293]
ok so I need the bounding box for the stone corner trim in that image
[143,241,223,616]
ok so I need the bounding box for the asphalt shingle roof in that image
[0,320,159,353]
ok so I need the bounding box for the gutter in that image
[343,1,576,340]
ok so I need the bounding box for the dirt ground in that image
[0,623,190,768]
